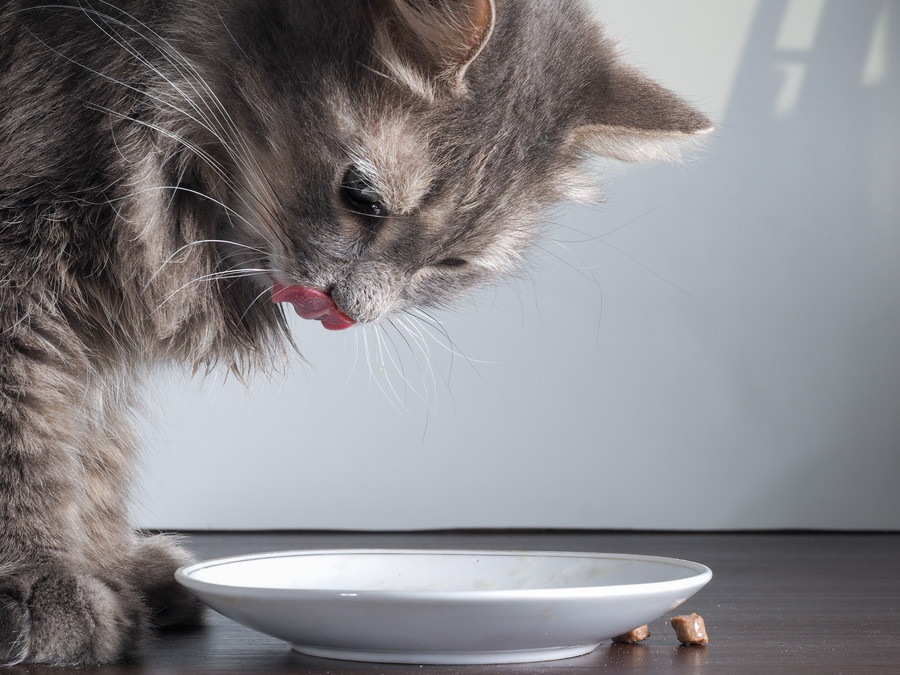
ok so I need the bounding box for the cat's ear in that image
[376,0,495,96]
[572,64,715,163]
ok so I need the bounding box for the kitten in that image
[0,0,711,665]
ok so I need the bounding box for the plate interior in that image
[184,550,706,593]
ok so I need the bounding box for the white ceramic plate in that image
[175,549,712,665]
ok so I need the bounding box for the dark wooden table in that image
[6,531,899,674]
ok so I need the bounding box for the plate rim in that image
[175,548,713,601]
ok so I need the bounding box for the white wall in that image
[132,0,900,531]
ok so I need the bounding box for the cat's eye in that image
[438,258,468,268]
[340,166,387,220]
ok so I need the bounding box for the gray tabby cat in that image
[0,0,711,665]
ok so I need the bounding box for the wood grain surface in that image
[6,531,899,674]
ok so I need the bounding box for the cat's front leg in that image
[0,446,146,665]
[0,318,147,665]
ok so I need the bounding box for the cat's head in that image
[194,0,712,330]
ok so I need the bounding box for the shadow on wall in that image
[710,0,900,527]
[731,0,896,191]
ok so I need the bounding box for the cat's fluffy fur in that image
[0,0,711,664]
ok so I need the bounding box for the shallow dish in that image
[175,549,712,665]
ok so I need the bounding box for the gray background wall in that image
[132,0,900,531]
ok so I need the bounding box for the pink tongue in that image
[271,283,355,331]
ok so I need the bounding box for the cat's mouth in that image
[271,283,355,331]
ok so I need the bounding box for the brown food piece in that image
[670,612,709,645]
[611,624,651,643]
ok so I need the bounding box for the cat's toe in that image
[1,566,146,665]
[0,590,29,665]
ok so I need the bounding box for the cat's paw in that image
[130,535,204,629]
[0,564,145,665]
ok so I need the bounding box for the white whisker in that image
[151,267,269,313]
[239,285,277,324]
[362,327,405,416]
[380,321,432,409]
[372,327,409,415]
[391,316,441,407]
[404,309,499,366]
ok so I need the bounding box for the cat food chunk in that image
[611,624,650,643]
[670,612,709,645]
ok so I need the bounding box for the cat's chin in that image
[271,283,356,331]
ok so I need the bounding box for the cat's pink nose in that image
[271,283,355,330]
